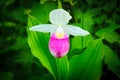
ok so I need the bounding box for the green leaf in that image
[40,0,48,4]
[69,23,94,54]
[82,10,94,31]
[71,9,94,57]
[71,34,93,50]
[28,73,53,80]
[12,8,26,23]
[27,15,69,80]
[96,23,120,43]
[31,2,57,23]
[63,0,74,5]
[104,31,120,43]
[72,8,94,31]
[69,24,94,60]
[13,49,35,73]
[27,15,56,77]
[94,14,107,24]
[68,39,104,80]
[102,0,116,12]
[0,0,15,7]
[0,38,27,54]
[96,23,119,33]
[0,72,14,80]
[72,7,82,22]
[86,0,94,5]
[103,45,120,79]
[56,56,69,80]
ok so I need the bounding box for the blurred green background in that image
[0,0,120,80]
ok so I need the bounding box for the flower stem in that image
[81,12,84,49]
[56,58,61,80]
[58,0,62,9]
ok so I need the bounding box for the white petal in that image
[49,9,72,25]
[29,24,56,33]
[63,25,90,36]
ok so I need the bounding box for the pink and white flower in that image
[29,9,89,58]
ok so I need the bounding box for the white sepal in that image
[63,25,90,36]
[50,9,72,25]
[29,24,56,33]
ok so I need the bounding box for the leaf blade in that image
[103,45,120,79]
[68,39,104,80]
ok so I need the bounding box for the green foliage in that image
[31,2,57,23]
[103,45,120,78]
[71,34,93,52]
[96,23,120,44]
[0,0,120,80]
[0,72,14,80]
[68,39,103,80]
[28,15,56,76]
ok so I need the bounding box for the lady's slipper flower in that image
[29,9,89,58]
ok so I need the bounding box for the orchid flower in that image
[29,9,89,58]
